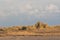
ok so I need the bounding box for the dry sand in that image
[0,36,60,40]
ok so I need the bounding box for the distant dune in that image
[0,21,60,37]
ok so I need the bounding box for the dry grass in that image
[0,21,60,37]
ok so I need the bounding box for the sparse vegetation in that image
[0,29,4,31]
[0,21,60,37]
[21,26,27,30]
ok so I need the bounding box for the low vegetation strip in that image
[0,21,60,37]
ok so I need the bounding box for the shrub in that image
[21,26,27,30]
[0,29,4,31]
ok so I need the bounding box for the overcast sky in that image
[0,0,60,26]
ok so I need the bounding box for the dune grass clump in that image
[0,21,60,37]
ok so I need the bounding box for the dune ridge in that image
[0,21,60,37]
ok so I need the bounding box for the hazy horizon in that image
[0,0,60,26]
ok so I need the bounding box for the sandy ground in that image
[0,36,60,40]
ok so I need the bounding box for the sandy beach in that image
[0,36,60,40]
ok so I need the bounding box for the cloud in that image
[0,0,60,26]
[19,3,32,13]
[45,4,60,12]
[0,0,60,18]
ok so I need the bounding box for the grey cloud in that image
[0,0,60,26]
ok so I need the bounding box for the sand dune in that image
[0,21,60,37]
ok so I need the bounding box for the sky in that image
[0,0,60,26]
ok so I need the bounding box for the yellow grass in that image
[0,21,60,37]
